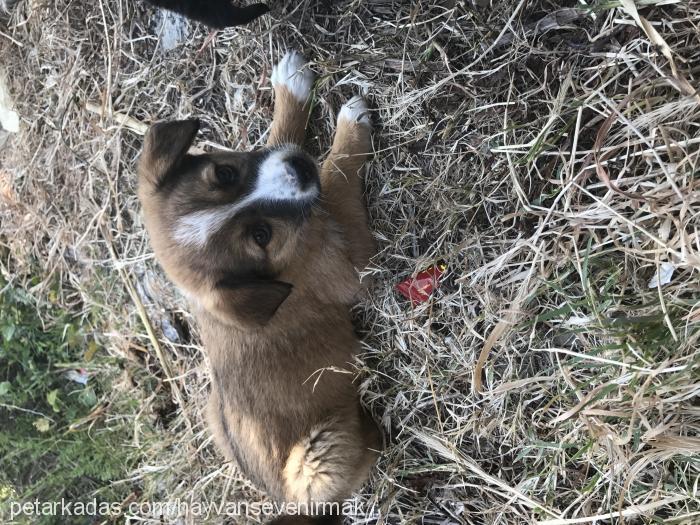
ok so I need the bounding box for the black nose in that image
[285,155,318,188]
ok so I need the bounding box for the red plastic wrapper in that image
[395,263,447,305]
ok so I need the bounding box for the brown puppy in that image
[137,51,380,522]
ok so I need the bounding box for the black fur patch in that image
[145,0,269,28]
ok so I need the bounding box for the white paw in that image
[338,95,371,127]
[271,51,314,104]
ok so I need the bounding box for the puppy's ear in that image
[209,279,293,328]
[139,119,200,186]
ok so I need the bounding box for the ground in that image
[0,0,699,524]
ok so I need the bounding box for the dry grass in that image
[1,0,699,523]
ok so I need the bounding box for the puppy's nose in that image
[285,155,318,188]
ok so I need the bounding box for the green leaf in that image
[1,323,16,342]
[79,387,97,408]
[46,389,61,413]
[0,381,10,397]
[84,340,99,361]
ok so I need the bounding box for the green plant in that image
[0,280,136,523]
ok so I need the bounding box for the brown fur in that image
[267,87,312,147]
[137,57,380,521]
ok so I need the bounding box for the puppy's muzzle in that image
[255,148,320,206]
[284,154,318,190]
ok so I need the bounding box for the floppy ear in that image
[139,119,200,186]
[209,279,293,328]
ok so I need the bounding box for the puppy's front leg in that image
[320,96,375,271]
[268,51,314,147]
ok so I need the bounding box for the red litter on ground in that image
[395,264,447,305]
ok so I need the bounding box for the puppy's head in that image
[137,119,322,328]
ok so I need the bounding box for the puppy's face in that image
[137,120,321,327]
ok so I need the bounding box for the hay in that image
[1,0,699,523]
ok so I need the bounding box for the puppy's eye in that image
[252,224,271,248]
[215,165,238,186]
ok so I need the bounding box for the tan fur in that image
[321,114,376,271]
[283,417,378,505]
[267,86,311,147]
[137,54,380,522]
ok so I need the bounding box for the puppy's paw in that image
[271,51,314,104]
[339,95,371,127]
